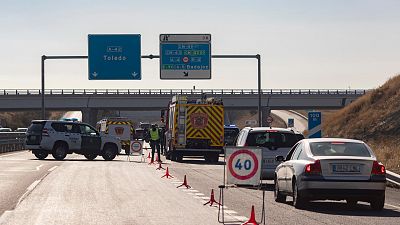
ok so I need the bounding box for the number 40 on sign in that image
[225,147,262,186]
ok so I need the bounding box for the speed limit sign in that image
[225,147,262,186]
[130,140,143,156]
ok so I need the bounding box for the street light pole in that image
[41,55,46,119]
[257,54,261,126]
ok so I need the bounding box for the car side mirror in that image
[276,155,285,162]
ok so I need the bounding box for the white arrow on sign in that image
[92,72,98,77]
[132,72,138,78]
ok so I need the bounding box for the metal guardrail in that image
[0,132,26,154]
[387,170,400,186]
[0,89,368,96]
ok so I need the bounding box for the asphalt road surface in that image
[1,150,399,225]
[271,110,308,133]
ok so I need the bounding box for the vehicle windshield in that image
[246,131,300,148]
[309,142,371,157]
[224,128,239,139]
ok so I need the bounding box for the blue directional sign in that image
[308,112,322,138]
[160,34,211,79]
[88,34,141,80]
[288,118,294,127]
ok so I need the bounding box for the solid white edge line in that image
[27,180,40,192]
[16,179,41,206]
[48,166,58,172]
[385,203,400,210]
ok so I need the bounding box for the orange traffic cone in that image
[242,205,258,225]
[156,161,165,170]
[147,152,151,159]
[161,167,174,178]
[203,189,221,206]
[176,175,191,189]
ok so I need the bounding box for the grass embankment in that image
[323,75,400,173]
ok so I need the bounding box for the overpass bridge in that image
[0,88,367,125]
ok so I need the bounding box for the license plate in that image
[263,158,275,164]
[332,164,360,173]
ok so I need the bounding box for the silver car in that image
[274,138,386,210]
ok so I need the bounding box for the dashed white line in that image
[36,164,43,171]
[385,203,400,210]
[222,210,238,214]
[234,216,249,221]
[194,193,205,196]
[48,166,58,172]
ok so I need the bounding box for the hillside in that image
[0,111,64,130]
[323,74,400,173]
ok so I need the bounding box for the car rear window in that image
[309,142,371,157]
[28,122,44,132]
[246,131,299,148]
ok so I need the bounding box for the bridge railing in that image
[0,132,26,154]
[0,89,367,96]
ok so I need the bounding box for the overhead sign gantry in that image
[88,34,142,80]
[160,34,211,79]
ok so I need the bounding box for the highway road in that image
[0,150,399,225]
[271,110,308,133]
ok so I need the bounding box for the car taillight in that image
[304,160,322,175]
[371,160,385,175]
[42,128,49,136]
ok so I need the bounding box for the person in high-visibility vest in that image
[146,124,161,162]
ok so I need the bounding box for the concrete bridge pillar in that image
[261,107,271,127]
[82,108,98,126]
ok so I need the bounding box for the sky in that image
[0,0,399,90]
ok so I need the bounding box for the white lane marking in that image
[0,151,28,158]
[200,196,210,199]
[0,210,14,223]
[17,179,41,206]
[27,180,41,191]
[36,164,43,171]
[385,203,400,210]
[48,166,58,172]
[234,216,248,221]
[222,210,238,214]
[194,193,205,196]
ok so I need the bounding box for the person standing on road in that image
[159,126,165,155]
[146,124,161,162]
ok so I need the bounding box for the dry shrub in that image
[367,139,400,174]
[323,74,400,172]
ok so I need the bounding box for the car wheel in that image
[370,194,385,211]
[346,199,358,208]
[211,153,219,163]
[292,180,306,209]
[274,178,286,203]
[102,145,117,161]
[34,150,48,160]
[52,144,67,161]
[84,153,97,161]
